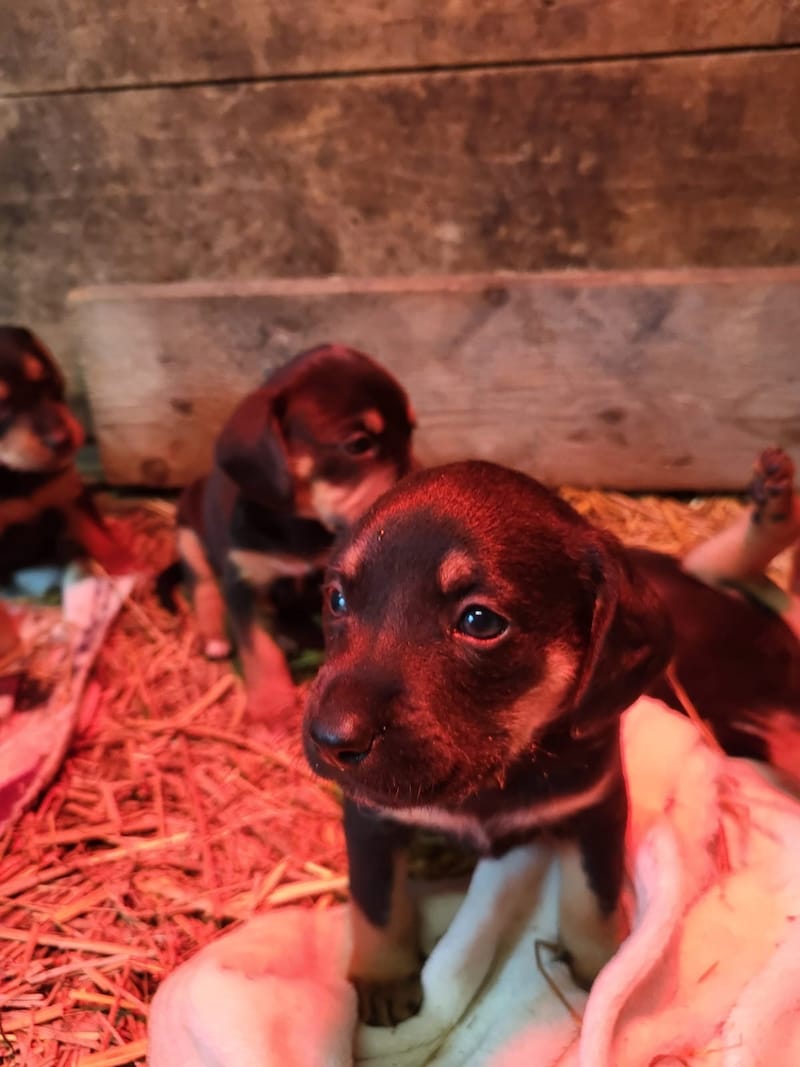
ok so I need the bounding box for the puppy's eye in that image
[343,432,376,457]
[455,604,508,641]
[328,586,348,616]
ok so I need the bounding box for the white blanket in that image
[148,699,800,1066]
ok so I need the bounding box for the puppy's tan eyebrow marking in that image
[290,453,314,480]
[361,409,384,435]
[0,380,9,400]
[23,355,45,381]
[438,550,479,595]
[336,528,371,581]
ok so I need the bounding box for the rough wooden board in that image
[2,0,799,94]
[5,49,800,410]
[69,268,800,492]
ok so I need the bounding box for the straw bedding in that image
[0,487,774,1066]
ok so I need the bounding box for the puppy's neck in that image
[388,732,623,857]
[0,465,65,499]
[233,496,334,555]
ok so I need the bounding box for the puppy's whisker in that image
[530,744,559,761]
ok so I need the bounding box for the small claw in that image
[748,447,795,523]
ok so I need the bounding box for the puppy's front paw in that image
[203,637,232,661]
[557,909,625,991]
[558,944,605,991]
[353,971,423,1027]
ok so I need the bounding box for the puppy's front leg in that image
[177,527,230,660]
[557,784,628,989]
[344,799,423,1026]
[222,559,296,720]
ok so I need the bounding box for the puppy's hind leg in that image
[344,800,423,1027]
[177,527,231,660]
[557,786,628,990]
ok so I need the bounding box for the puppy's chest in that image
[0,501,70,579]
[0,468,83,576]
[0,466,82,525]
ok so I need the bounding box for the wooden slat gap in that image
[4,40,800,104]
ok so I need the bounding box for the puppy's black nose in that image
[309,714,374,769]
[43,426,71,453]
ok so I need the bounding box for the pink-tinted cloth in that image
[0,577,132,834]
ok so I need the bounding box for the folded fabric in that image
[0,575,133,835]
[148,699,800,1066]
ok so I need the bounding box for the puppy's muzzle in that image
[43,424,74,457]
[307,712,375,769]
[304,669,398,774]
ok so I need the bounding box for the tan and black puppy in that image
[0,325,131,587]
[304,461,671,1026]
[635,447,800,781]
[173,344,416,719]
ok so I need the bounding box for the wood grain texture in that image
[2,0,799,94]
[69,269,800,491]
[5,50,800,408]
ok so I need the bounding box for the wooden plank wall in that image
[4,2,799,92]
[70,270,800,491]
[1,1,799,482]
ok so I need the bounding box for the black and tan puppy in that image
[174,344,416,718]
[637,447,800,779]
[304,461,672,1026]
[633,553,800,777]
[0,325,130,587]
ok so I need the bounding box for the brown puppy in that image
[0,325,131,587]
[304,461,671,1026]
[174,344,416,718]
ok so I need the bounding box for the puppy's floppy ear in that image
[570,533,672,730]
[0,326,65,390]
[26,330,65,388]
[215,387,293,509]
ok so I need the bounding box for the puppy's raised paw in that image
[353,971,423,1027]
[749,446,795,524]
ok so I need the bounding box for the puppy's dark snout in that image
[309,713,374,768]
[306,671,400,774]
[34,407,73,454]
[44,426,70,452]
